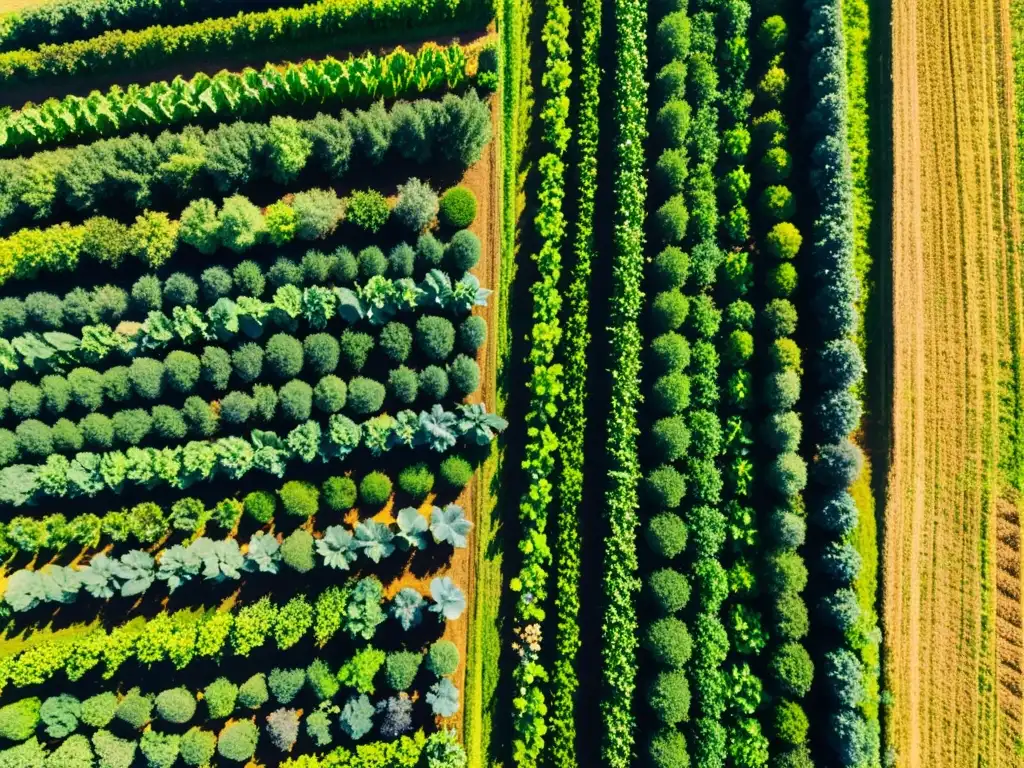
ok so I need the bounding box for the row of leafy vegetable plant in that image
[508,0,572,761]
[598,0,646,762]
[546,0,600,761]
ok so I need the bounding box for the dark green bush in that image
[280,529,316,573]
[764,298,798,337]
[128,358,165,401]
[301,250,333,284]
[647,568,691,613]
[458,315,487,354]
[303,333,340,377]
[279,380,313,422]
[163,273,199,307]
[655,60,687,103]
[380,322,413,364]
[439,187,477,228]
[268,668,306,705]
[279,480,319,518]
[360,472,392,506]
[80,413,114,449]
[650,333,689,374]
[449,354,480,396]
[16,420,53,457]
[652,247,689,289]
[101,366,132,403]
[687,294,721,339]
[116,689,152,730]
[330,247,358,284]
[654,195,689,244]
[39,375,70,415]
[657,101,691,149]
[201,267,233,301]
[339,330,374,373]
[645,465,686,509]
[265,334,304,379]
[652,416,690,463]
[388,366,419,405]
[25,292,63,329]
[648,727,689,768]
[199,346,231,392]
[323,476,358,511]
[773,592,810,641]
[181,727,216,767]
[440,455,472,488]
[268,256,303,288]
[243,491,276,524]
[655,148,689,194]
[645,513,687,559]
[231,343,264,383]
[651,290,689,332]
[419,365,450,400]
[416,316,456,362]
[164,351,201,394]
[771,642,814,698]
[765,370,800,410]
[446,229,481,272]
[388,243,416,278]
[237,674,269,710]
[314,375,347,413]
[425,640,459,677]
[233,260,266,297]
[169,498,205,533]
[656,10,691,61]
[219,392,255,425]
[131,275,163,311]
[648,670,689,724]
[0,298,26,335]
[347,377,385,416]
[416,232,445,270]
[52,418,84,452]
[217,720,258,762]
[112,409,152,446]
[293,188,343,239]
[398,463,435,501]
[182,396,218,437]
[252,384,277,422]
[10,380,43,418]
[644,617,692,667]
[652,373,691,415]
[155,688,196,725]
[384,651,422,691]
[358,246,388,279]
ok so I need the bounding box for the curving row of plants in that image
[0,0,488,86]
[0,41,482,153]
[803,1,873,766]
[0,90,491,233]
[508,0,572,762]
[598,0,646,762]
[546,0,600,762]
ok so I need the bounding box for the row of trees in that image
[0,0,488,85]
[0,91,491,233]
[508,0,573,761]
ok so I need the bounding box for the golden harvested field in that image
[886,0,1024,765]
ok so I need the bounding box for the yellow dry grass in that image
[886,0,1024,765]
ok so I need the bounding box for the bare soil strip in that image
[886,0,1024,764]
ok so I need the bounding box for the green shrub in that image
[426,640,459,677]
[440,455,472,488]
[388,243,416,278]
[182,396,218,437]
[724,330,754,368]
[150,406,185,440]
[323,476,358,511]
[656,10,691,61]
[180,728,216,767]
[16,420,52,457]
[643,617,692,667]
[243,491,276,524]
[154,688,196,725]
[398,463,435,501]
[767,263,798,297]
[237,675,268,710]
[771,642,814,697]
[764,298,798,337]
[446,230,481,272]
[449,354,480,396]
[774,699,809,746]
[9,381,42,418]
[200,346,232,391]
[314,375,347,413]
[293,188,344,239]
[279,480,319,518]
[652,372,691,414]
[771,338,802,373]
[219,391,254,425]
[645,513,687,559]
[217,720,258,762]
[384,651,423,691]
[758,14,788,52]
[112,409,152,446]
[652,247,689,289]
[765,223,801,260]
[648,670,689,724]
[233,260,266,296]
[164,351,201,394]
[458,315,487,354]
[345,190,389,233]
[688,294,721,339]
[281,529,316,573]
[358,246,388,279]
[439,187,477,228]
[0,429,18,466]
[129,357,164,401]
[265,201,298,245]
[645,465,686,509]
[268,668,306,705]
[302,333,340,377]
[307,659,340,701]
[305,711,333,748]
[418,365,449,400]
[360,472,392,506]
[179,198,220,254]
[169,497,205,533]
[279,380,313,422]
[394,178,439,231]
[265,334,304,378]
[131,275,163,311]
[25,292,63,329]
[648,727,689,768]
[380,322,413,363]
[650,333,690,374]
[765,370,800,410]
[83,216,132,266]
[655,148,689,194]
[339,330,374,372]
[45,734,93,768]
[652,416,690,463]
[231,343,263,383]
[759,65,788,104]
[647,568,691,614]
[417,316,456,361]
[163,273,199,306]
[39,375,69,415]
[100,367,131,404]
[302,250,334,284]
[115,689,152,730]
[80,413,114,449]
[330,247,358,284]
[651,290,689,332]
[268,257,302,288]
[80,693,117,729]
[92,729,136,768]
[416,232,445,270]
[654,195,689,243]
[347,377,385,415]
[252,384,277,422]
[40,695,80,739]
[0,299,24,337]
[388,366,419,404]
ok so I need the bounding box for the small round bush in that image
[647,568,691,613]
[112,409,152,446]
[388,366,419,405]
[689,241,723,289]
[645,465,686,509]
[347,377,386,416]
[394,178,439,231]
[314,375,347,413]
[219,391,255,425]
[764,298,798,337]
[163,273,199,307]
[155,688,196,725]
[219,195,266,252]
[116,689,153,730]
[652,372,691,415]
[652,246,689,289]
[80,413,114,449]
[771,642,814,697]
[302,333,340,377]
[761,146,792,183]
[102,366,132,403]
[201,346,232,391]
[426,640,460,677]
[439,187,477,228]
[725,300,755,332]
[360,471,392,506]
[655,148,689,194]
[766,221,802,260]
[268,668,306,705]
[80,693,117,729]
[252,384,277,422]
[654,195,689,244]
[0,297,26,335]
[375,324,413,367]
[388,243,416,278]
[16,420,53,457]
[10,380,43,418]
[331,247,358,283]
[0,697,40,741]
[40,375,70,415]
[164,351,201,394]
[656,10,691,61]
[358,246,388,279]
[52,418,84,452]
[458,315,487,354]
[0,429,17,465]
[281,529,315,573]
[650,333,689,374]
[265,334,304,378]
[243,490,276,524]
[25,292,63,329]
[237,674,269,710]
[417,232,445,270]
[266,201,298,245]
[651,290,689,332]
[279,379,313,422]
[645,513,687,559]
[182,396,218,437]
[724,330,754,368]
[306,659,340,701]
[768,262,798,297]
[268,257,303,288]
[759,14,788,52]
[417,316,456,362]
[217,720,258,762]
[231,343,264,383]
[180,198,220,254]
[654,60,687,104]
[385,651,422,691]
[648,670,689,724]
[765,370,800,410]
[91,285,128,324]
[419,365,450,400]
[181,727,217,767]
[446,229,481,272]
[449,354,480,396]
[345,189,389,233]
[772,338,802,373]
[301,250,333,284]
[200,267,233,302]
[323,476,358,511]
[764,411,802,454]
[339,330,374,372]
[688,294,721,339]
[131,275,163,311]
[399,463,435,501]
[652,416,690,463]
[644,617,692,667]
[648,727,689,768]
[129,357,165,401]
[279,480,320,518]
[40,694,81,739]
[233,260,266,297]
[440,455,472,488]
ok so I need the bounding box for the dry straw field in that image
[886,0,1024,764]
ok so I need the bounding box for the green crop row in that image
[598,0,646,763]
[508,0,572,762]
[0,41,483,153]
[546,0,600,763]
[0,0,488,86]
[280,728,465,768]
